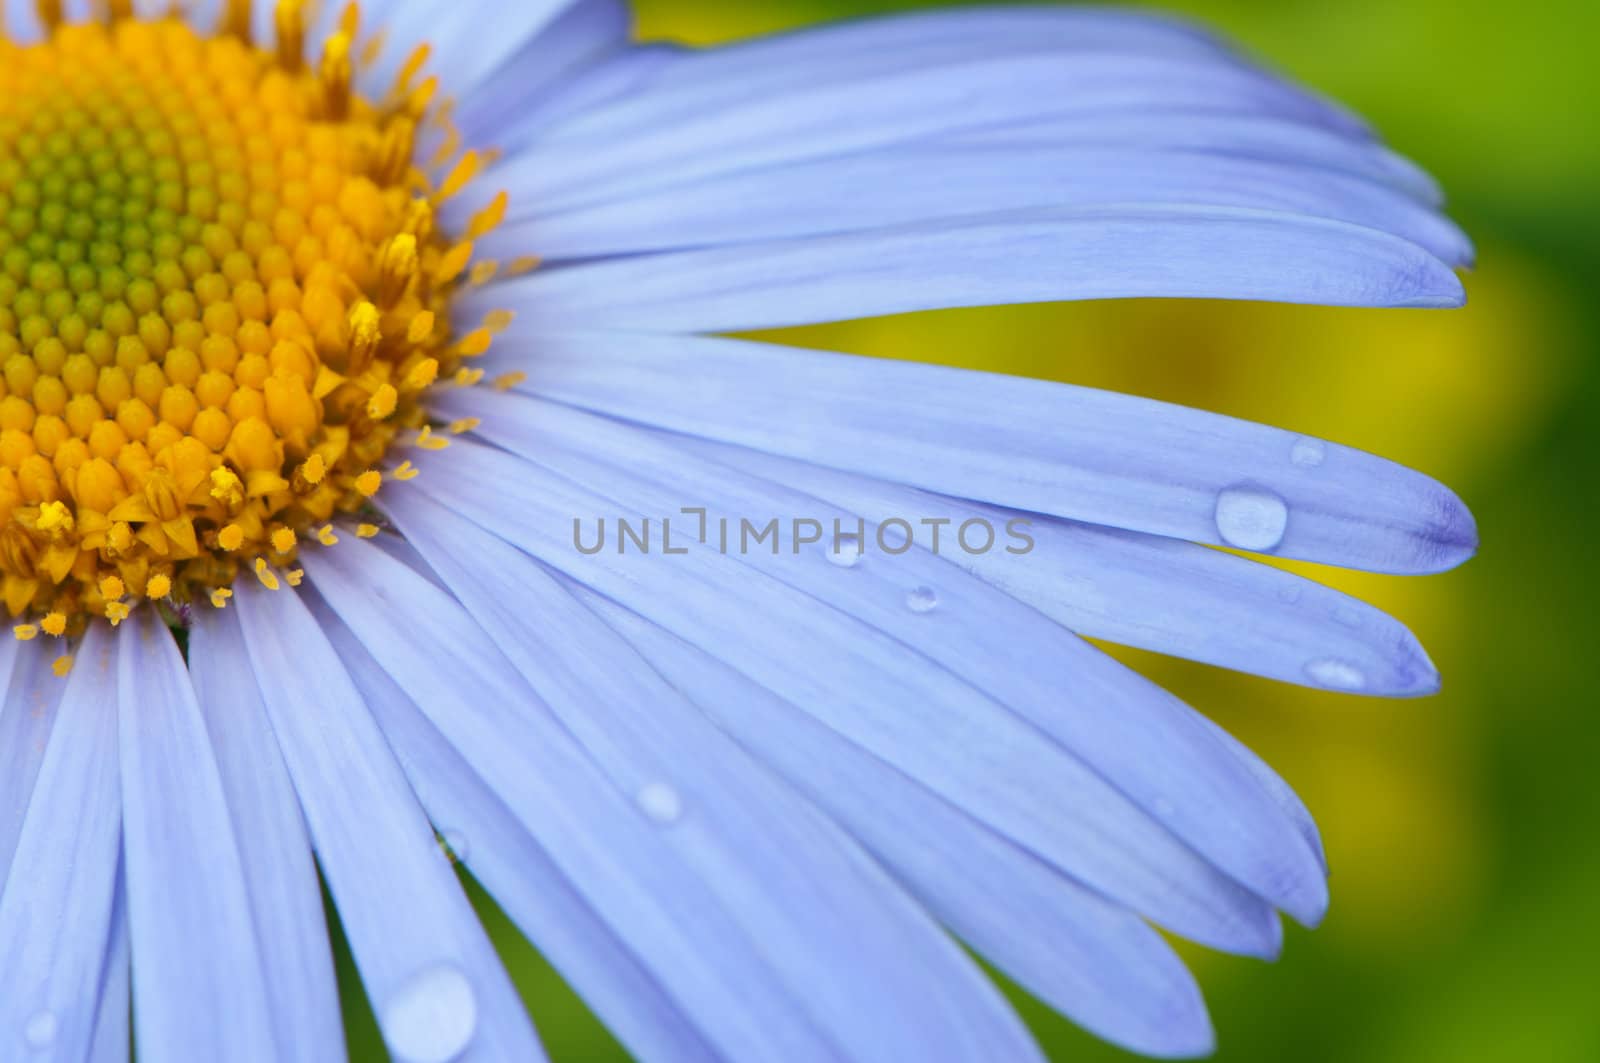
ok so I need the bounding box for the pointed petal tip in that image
[1146,1026,1217,1061]
[1337,619,1440,699]
[1392,635,1442,698]
[1395,664,1443,699]
[1207,904,1284,963]
[1269,859,1331,932]
[1117,989,1217,1060]
[1396,256,1467,308]
[1421,485,1479,573]
[1369,475,1478,576]
[1287,879,1331,931]
[1063,922,1214,1059]
[1434,220,1476,272]
[1255,912,1285,962]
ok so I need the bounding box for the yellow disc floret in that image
[0,1,507,631]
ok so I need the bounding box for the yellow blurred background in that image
[345,2,1600,1059]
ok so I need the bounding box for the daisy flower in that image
[0,1,1475,1061]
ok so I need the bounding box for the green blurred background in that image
[356,1,1600,1058]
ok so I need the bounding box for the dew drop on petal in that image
[1305,658,1367,691]
[1214,485,1289,551]
[1276,583,1304,605]
[1331,605,1365,629]
[1290,437,1327,468]
[904,586,939,614]
[381,964,478,1063]
[824,537,863,569]
[635,782,683,825]
[24,1011,56,1051]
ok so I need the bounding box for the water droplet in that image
[904,586,939,614]
[381,964,478,1063]
[635,782,683,825]
[1214,485,1289,551]
[440,829,469,864]
[1289,437,1326,468]
[1331,605,1364,629]
[824,537,863,569]
[24,1011,56,1050]
[1305,658,1366,691]
[1276,583,1303,605]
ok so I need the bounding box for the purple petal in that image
[396,438,1285,957]
[116,610,278,1060]
[0,626,122,1062]
[469,331,1476,573]
[309,533,1046,1063]
[233,582,546,1062]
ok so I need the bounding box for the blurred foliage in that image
[339,0,1600,1059]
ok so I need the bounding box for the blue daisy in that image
[0,1,1474,1061]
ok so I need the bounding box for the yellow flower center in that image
[0,0,514,636]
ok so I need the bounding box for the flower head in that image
[0,1,1473,1061]
[0,6,496,631]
